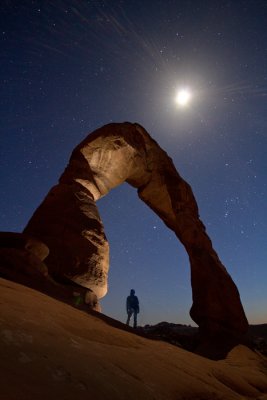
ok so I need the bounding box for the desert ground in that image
[0,278,266,400]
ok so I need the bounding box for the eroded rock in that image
[23,122,248,341]
[0,232,49,261]
[0,232,101,312]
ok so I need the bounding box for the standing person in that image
[126,289,139,328]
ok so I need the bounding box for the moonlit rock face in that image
[24,122,248,341]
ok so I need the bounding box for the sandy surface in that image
[0,278,266,400]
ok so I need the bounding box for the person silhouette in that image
[126,289,139,328]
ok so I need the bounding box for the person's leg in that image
[126,310,132,325]
[133,310,137,328]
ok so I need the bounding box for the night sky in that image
[1,0,267,326]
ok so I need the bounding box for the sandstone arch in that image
[24,122,248,342]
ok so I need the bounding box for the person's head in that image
[130,289,135,295]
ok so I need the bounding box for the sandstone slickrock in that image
[1,278,267,400]
[23,122,248,344]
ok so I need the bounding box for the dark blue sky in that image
[1,0,266,325]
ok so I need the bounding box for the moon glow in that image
[175,89,191,107]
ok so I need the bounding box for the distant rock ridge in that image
[21,122,248,349]
[139,321,267,358]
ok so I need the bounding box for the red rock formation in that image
[0,232,49,280]
[24,122,248,341]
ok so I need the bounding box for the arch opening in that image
[97,183,192,325]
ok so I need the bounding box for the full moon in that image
[175,89,192,107]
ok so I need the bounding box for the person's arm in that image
[136,297,140,313]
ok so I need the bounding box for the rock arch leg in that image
[24,122,248,345]
[24,181,109,298]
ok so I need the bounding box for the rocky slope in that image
[0,278,266,400]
